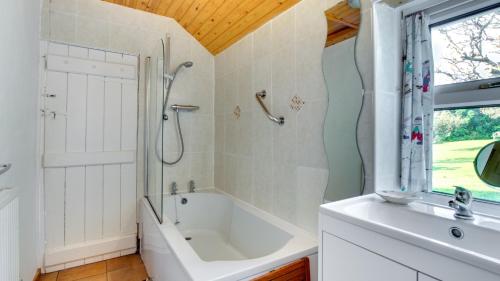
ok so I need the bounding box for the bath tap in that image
[171,182,178,195]
[189,180,196,193]
[448,186,474,220]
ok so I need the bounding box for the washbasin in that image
[320,194,500,275]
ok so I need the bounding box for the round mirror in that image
[474,141,500,188]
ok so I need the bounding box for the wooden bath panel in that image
[253,257,310,281]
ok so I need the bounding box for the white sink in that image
[320,194,500,275]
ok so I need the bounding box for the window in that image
[433,106,500,202]
[430,4,500,203]
[431,6,500,87]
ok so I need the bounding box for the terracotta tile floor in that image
[40,254,148,281]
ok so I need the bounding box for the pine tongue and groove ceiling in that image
[103,0,300,55]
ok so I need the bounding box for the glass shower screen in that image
[145,38,166,223]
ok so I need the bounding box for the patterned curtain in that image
[400,12,433,192]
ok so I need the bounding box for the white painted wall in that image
[0,1,42,280]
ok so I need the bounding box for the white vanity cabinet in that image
[319,195,500,281]
[322,232,417,280]
[322,232,443,281]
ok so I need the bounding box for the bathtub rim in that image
[164,191,295,261]
[141,188,318,281]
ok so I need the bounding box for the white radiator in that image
[0,189,19,281]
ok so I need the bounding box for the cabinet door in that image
[322,232,417,281]
[418,272,440,281]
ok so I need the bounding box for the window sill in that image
[420,191,500,219]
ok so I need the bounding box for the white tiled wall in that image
[41,0,215,199]
[214,0,334,234]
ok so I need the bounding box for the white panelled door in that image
[41,42,138,270]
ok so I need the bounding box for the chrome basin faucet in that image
[448,186,474,220]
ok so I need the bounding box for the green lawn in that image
[433,139,500,202]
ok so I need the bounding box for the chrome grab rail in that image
[170,104,200,112]
[255,90,284,126]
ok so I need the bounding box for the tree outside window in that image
[431,7,499,85]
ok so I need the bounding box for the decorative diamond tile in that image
[290,95,305,111]
[233,105,241,119]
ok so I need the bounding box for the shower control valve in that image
[171,182,178,195]
[189,180,196,193]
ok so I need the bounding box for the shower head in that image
[182,61,194,68]
[165,61,194,81]
[174,61,193,74]
[161,60,194,115]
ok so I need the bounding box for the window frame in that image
[430,2,500,96]
[434,78,500,97]
[424,2,500,209]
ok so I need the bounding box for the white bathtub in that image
[140,190,318,281]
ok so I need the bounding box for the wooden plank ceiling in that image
[104,0,300,55]
[325,0,360,47]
